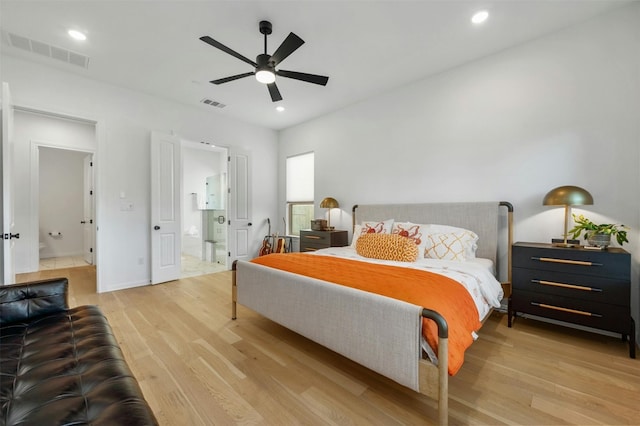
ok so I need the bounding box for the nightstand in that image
[509,242,635,358]
[299,229,348,252]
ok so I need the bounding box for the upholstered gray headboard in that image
[353,202,513,270]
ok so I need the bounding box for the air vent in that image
[2,31,90,69]
[200,98,226,108]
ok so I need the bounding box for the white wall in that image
[2,55,278,291]
[39,146,86,259]
[279,5,640,335]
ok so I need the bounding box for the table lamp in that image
[319,197,339,230]
[543,185,593,247]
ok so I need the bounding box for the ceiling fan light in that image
[256,69,275,84]
[68,29,87,41]
[471,10,489,24]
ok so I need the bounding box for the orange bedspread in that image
[251,253,481,375]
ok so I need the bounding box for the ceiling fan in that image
[200,20,329,102]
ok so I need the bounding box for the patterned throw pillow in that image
[351,219,394,247]
[355,233,419,262]
[423,230,478,261]
[361,219,394,234]
[392,222,426,251]
[425,224,478,258]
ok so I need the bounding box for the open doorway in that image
[12,108,97,292]
[37,146,94,271]
[181,140,228,277]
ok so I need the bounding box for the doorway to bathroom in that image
[181,140,228,278]
[12,108,97,285]
[37,146,94,271]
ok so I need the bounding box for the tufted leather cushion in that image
[0,278,68,326]
[1,280,157,425]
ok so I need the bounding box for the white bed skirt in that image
[236,260,424,392]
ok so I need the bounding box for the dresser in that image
[509,242,635,358]
[299,229,348,252]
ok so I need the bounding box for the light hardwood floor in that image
[16,267,640,425]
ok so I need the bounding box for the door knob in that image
[154,225,161,230]
[80,220,86,224]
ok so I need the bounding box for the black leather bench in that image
[1,278,158,425]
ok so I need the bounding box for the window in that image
[286,152,314,236]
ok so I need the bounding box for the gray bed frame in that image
[232,201,513,425]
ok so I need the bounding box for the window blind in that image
[286,152,314,201]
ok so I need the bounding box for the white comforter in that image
[308,246,504,323]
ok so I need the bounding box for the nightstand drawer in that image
[512,268,629,306]
[299,230,348,252]
[513,245,630,279]
[512,290,628,333]
[301,231,332,245]
[300,241,328,252]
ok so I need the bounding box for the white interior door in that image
[82,154,94,264]
[151,131,181,284]
[1,82,16,285]
[227,147,252,264]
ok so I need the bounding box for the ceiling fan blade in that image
[267,83,283,102]
[270,32,304,66]
[200,36,258,67]
[210,72,254,85]
[277,70,329,86]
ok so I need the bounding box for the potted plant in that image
[568,214,629,247]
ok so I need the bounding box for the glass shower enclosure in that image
[201,173,227,264]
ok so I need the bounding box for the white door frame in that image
[1,82,15,285]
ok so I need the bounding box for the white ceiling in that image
[0,1,632,130]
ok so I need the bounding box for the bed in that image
[232,201,513,425]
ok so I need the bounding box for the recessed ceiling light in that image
[276,106,285,112]
[471,10,489,25]
[68,29,87,41]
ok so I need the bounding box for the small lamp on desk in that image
[543,185,594,247]
[319,197,339,230]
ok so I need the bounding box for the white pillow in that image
[351,219,394,247]
[423,230,479,261]
[426,224,472,234]
[350,224,362,247]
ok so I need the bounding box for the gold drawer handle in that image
[532,256,602,267]
[304,235,322,240]
[533,279,602,292]
[531,302,602,317]
[302,247,318,251]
